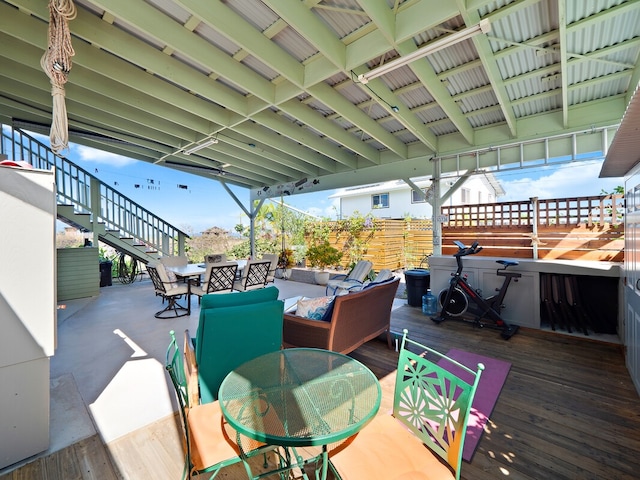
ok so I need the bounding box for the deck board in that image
[2,304,639,480]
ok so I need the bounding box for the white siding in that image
[336,176,498,219]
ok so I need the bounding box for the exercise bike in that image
[432,240,520,340]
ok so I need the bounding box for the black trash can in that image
[405,269,431,307]
[100,261,113,287]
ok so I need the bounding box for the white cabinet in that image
[429,255,620,331]
[429,256,538,328]
[0,166,56,469]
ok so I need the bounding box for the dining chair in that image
[261,253,279,283]
[232,260,271,291]
[325,260,373,295]
[147,262,190,318]
[190,262,238,303]
[329,329,484,480]
[192,286,284,404]
[204,253,227,264]
[160,255,189,268]
[165,330,272,480]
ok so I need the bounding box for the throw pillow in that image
[166,270,178,284]
[296,296,335,321]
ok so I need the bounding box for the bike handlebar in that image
[453,240,483,257]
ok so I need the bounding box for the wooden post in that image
[531,197,539,259]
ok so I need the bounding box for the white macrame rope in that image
[41,0,76,155]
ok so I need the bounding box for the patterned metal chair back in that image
[202,263,237,294]
[393,331,484,478]
[244,260,271,288]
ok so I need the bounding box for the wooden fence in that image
[320,219,434,271]
[441,195,624,261]
[312,195,623,272]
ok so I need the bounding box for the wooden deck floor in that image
[2,304,639,480]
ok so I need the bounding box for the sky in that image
[57,140,623,235]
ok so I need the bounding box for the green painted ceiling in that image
[1,0,639,198]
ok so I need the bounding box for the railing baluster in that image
[1,124,187,256]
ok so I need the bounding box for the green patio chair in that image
[329,329,484,480]
[165,330,273,480]
[193,286,284,404]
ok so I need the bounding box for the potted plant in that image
[306,241,343,285]
[277,248,295,279]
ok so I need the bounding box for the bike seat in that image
[496,259,519,267]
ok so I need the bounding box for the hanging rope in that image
[40,0,76,155]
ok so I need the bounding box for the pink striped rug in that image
[438,349,511,461]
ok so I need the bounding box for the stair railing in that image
[1,124,187,256]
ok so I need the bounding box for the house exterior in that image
[330,173,505,219]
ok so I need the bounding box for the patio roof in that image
[1,0,639,198]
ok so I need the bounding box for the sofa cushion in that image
[296,296,335,321]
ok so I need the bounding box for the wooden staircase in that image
[2,125,188,262]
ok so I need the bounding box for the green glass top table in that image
[218,348,381,479]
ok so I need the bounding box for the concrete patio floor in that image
[6,275,407,475]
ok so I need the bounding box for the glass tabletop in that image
[218,348,381,447]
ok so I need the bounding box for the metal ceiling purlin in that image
[264,0,408,157]
[77,1,338,184]
[557,0,569,127]
[461,3,517,137]
[4,12,284,187]
[181,0,380,167]
[2,0,639,200]
[355,0,443,151]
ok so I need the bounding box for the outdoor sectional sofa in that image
[282,277,400,354]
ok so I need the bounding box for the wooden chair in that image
[233,260,271,291]
[190,262,237,304]
[165,330,271,480]
[329,330,484,480]
[147,262,190,318]
[325,260,373,295]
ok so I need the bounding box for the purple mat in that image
[438,349,511,461]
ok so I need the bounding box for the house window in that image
[372,193,389,209]
[411,189,428,203]
[461,188,471,204]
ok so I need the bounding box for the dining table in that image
[218,348,381,480]
[166,264,206,313]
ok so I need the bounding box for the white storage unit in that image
[429,255,621,331]
[0,166,56,469]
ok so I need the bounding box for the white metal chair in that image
[204,253,227,264]
[262,253,279,283]
[147,262,190,318]
[233,260,271,291]
[160,255,188,268]
[190,262,238,303]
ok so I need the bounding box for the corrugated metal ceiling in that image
[0,0,638,195]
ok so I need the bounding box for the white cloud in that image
[497,160,623,201]
[75,145,135,167]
